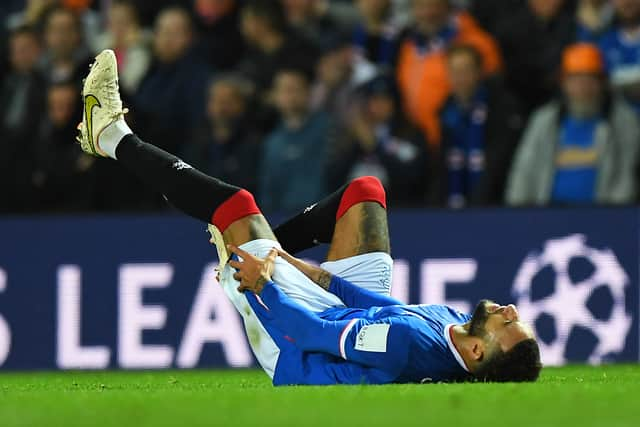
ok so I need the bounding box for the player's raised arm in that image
[272,248,332,289]
[275,247,401,308]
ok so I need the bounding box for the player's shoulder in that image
[418,303,469,317]
[401,304,471,326]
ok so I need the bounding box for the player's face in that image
[469,300,535,353]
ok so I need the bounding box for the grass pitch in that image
[0,365,638,427]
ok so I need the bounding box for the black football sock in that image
[273,183,350,254]
[115,134,242,224]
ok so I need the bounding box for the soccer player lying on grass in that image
[76,49,542,385]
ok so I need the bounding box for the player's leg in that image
[113,134,276,248]
[274,176,390,258]
[273,176,389,256]
[275,176,392,294]
[321,177,393,294]
[325,200,390,260]
[76,50,274,249]
[325,175,392,263]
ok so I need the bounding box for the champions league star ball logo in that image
[512,234,632,366]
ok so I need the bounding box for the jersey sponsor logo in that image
[84,94,101,155]
[354,324,390,353]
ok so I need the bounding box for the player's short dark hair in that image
[474,339,542,382]
[446,44,484,70]
[243,0,288,34]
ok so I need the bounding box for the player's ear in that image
[469,337,485,362]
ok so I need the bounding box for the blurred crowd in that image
[1,0,640,214]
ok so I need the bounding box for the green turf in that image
[0,365,638,427]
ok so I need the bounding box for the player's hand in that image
[227,245,278,294]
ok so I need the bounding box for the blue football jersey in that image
[244,275,472,386]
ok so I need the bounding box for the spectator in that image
[396,0,501,146]
[237,0,317,96]
[310,32,376,121]
[333,74,429,205]
[0,26,46,212]
[1,26,45,147]
[94,0,151,97]
[133,7,210,153]
[599,0,640,113]
[183,74,262,195]
[576,0,614,42]
[32,80,95,211]
[506,43,640,206]
[494,0,576,113]
[38,6,93,84]
[281,0,348,48]
[61,0,103,51]
[192,0,245,70]
[352,0,400,68]
[434,45,524,208]
[259,67,334,212]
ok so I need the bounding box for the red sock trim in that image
[211,189,262,232]
[336,176,387,220]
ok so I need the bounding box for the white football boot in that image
[76,49,128,157]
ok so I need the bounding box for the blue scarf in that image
[441,86,489,208]
[411,19,459,56]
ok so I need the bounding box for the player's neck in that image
[450,324,480,373]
